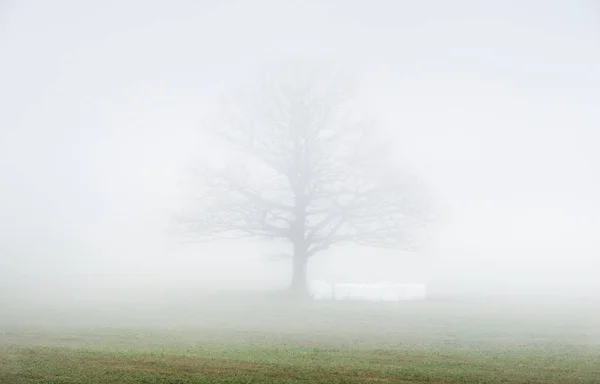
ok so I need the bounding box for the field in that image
[1,295,599,383]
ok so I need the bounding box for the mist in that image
[1,0,599,326]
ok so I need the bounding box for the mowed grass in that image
[1,295,599,383]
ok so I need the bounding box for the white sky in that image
[1,0,599,299]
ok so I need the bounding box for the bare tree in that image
[175,61,431,298]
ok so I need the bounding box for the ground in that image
[1,295,599,383]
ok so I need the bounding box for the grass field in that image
[1,295,599,383]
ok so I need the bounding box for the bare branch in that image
[174,60,432,260]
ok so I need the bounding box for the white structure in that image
[309,281,426,301]
[309,280,335,300]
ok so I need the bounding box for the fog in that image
[1,0,599,321]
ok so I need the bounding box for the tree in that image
[175,61,431,299]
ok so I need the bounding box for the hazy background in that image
[1,0,599,310]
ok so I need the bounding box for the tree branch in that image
[174,60,432,260]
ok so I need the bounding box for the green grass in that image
[2,345,598,384]
[1,296,599,383]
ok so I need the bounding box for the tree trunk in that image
[289,241,310,300]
